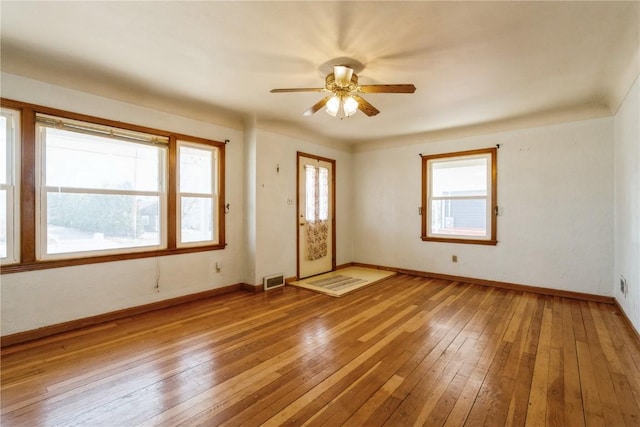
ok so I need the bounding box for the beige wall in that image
[352,117,615,296]
[247,128,353,285]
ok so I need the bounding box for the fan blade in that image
[358,84,416,94]
[270,88,324,93]
[353,95,380,117]
[303,96,330,116]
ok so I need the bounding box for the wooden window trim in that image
[0,98,226,274]
[421,147,497,245]
[176,140,223,248]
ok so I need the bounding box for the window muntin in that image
[1,108,20,264]
[36,116,168,259]
[177,141,219,246]
[422,148,497,244]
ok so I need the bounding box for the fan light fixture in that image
[326,94,358,118]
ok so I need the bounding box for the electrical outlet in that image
[452,255,458,263]
[620,275,627,297]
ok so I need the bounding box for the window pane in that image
[181,197,213,243]
[318,167,329,221]
[1,108,18,263]
[0,190,6,258]
[44,127,161,192]
[0,115,7,185]
[180,145,212,194]
[431,198,487,237]
[46,193,160,254]
[0,116,7,257]
[305,165,316,221]
[432,156,487,197]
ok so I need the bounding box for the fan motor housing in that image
[325,73,359,93]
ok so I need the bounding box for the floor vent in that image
[264,273,285,291]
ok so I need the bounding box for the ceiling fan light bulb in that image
[343,96,358,117]
[326,95,340,117]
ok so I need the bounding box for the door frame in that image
[296,151,336,279]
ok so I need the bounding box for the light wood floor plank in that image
[576,340,606,427]
[2,274,639,426]
[561,297,586,427]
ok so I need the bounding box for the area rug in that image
[289,267,396,297]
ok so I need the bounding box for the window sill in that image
[421,236,498,246]
[0,244,226,274]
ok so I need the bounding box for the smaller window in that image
[177,141,219,246]
[1,108,20,264]
[422,148,497,245]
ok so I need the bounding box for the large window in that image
[422,148,497,245]
[0,99,225,273]
[1,108,20,264]
[36,115,167,259]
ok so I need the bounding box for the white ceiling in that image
[1,1,638,146]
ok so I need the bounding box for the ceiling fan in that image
[270,65,416,118]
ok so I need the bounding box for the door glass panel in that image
[305,165,316,221]
[318,167,329,221]
[305,165,329,221]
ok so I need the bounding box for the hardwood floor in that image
[2,274,640,426]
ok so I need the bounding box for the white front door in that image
[297,152,335,279]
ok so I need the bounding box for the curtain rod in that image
[36,114,169,146]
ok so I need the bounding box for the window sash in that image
[1,108,20,264]
[41,191,165,258]
[429,197,490,239]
